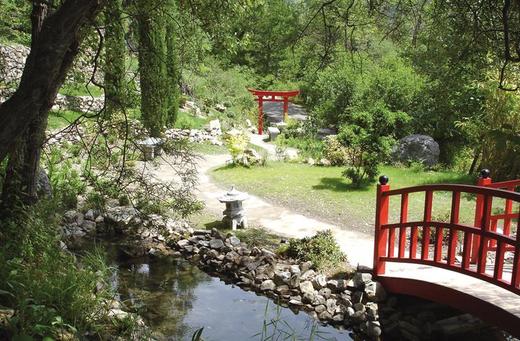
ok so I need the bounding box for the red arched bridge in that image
[373,170,520,336]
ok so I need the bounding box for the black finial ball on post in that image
[480,169,491,179]
[379,175,389,185]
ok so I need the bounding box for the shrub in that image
[285,230,347,270]
[323,135,348,166]
[338,104,411,186]
[223,130,249,162]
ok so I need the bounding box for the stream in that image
[90,238,353,341]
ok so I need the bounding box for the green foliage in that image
[285,230,346,270]
[0,201,119,339]
[0,0,31,45]
[183,59,256,124]
[223,130,249,161]
[104,0,127,118]
[338,104,411,186]
[43,148,86,210]
[174,110,208,129]
[305,48,423,127]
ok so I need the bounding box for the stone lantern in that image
[137,137,162,161]
[218,186,249,230]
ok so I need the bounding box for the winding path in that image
[182,139,373,268]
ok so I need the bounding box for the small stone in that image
[290,264,301,274]
[260,280,276,291]
[299,281,315,295]
[301,261,313,272]
[311,295,326,306]
[367,321,382,337]
[365,281,387,302]
[85,209,96,221]
[333,314,344,322]
[318,311,333,320]
[354,302,365,312]
[319,287,332,299]
[312,274,327,289]
[289,274,300,288]
[275,285,290,294]
[326,298,337,314]
[209,238,225,249]
[274,271,291,285]
[177,239,190,248]
[346,307,355,317]
[95,215,104,224]
[289,299,303,306]
[300,269,315,280]
[81,220,96,234]
[229,236,241,246]
[353,273,372,288]
[315,305,326,314]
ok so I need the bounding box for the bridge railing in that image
[373,175,520,295]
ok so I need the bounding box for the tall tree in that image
[136,0,168,137]
[165,0,180,126]
[104,0,127,118]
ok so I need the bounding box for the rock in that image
[290,264,301,274]
[393,134,440,167]
[209,238,225,250]
[366,302,378,320]
[353,272,372,288]
[315,305,327,314]
[105,206,139,229]
[365,281,387,302]
[85,209,96,221]
[354,303,366,312]
[333,314,344,322]
[267,127,280,141]
[312,274,327,289]
[367,321,382,337]
[81,220,97,234]
[289,274,300,288]
[318,311,333,320]
[177,239,190,248]
[275,285,290,295]
[36,169,52,198]
[311,294,326,306]
[327,279,347,291]
[300,269,315,280]
[260,280,276,291]
[228,236,241,246]
[299,281,315,295]
[63,210,78,223]
[307,157,315,166]
[346,307,355,317]
[319,288,332,299]
[319,158,331,166]
[326,298,337,314]
[274,271,291,285]
[95,215,104,224]
[284,149,298,161]
[0,308,14,326]
[317,128,337,140]
[289,298,303,306]
[301,261,312,272]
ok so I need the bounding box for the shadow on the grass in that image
[312,177,373,192]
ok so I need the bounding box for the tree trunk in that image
[0,0,104,163]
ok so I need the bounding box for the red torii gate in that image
[247,88,300,135]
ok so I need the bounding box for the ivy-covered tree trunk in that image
[165,0,180,126]
[104,0,126,118]
[136,0,168,137]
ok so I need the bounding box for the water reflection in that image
[95,239,352,340]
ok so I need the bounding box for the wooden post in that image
[283,96,289,122]
[374,175,390,276]
[258,96,264,135]
[471,169,492,263]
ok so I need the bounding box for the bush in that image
[285,230,347,270]
[323,135,348,166]
[338,104,411,186]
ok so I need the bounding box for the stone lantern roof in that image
[218,186,249,203]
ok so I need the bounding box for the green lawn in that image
[60,83,104,97]
[211,162,476,233]
[47,110,83,130]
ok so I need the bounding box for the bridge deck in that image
[381,263,520,336]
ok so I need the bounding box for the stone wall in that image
[0,43,104,113]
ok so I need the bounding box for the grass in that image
[191,142,228,155]
[211,162,475,233]
[59,83,104,97]
[175,110,209,129]
[47,110,83,130]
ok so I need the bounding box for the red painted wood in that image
[374,180,520,295]
[447,191,461,265]
[421,191,433,260]
[374,183,390,275]
[283,98,289,122]
[504,199,513,236]
[398,193,408,258]
[477,195,492,274]
[248,89,300,134]
[472,177,492,263]
[258,97,264,135]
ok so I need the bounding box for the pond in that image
[96,239,353,341]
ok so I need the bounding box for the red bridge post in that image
[471,169,492,264]
[374,175,390,276]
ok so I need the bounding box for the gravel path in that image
[153,139,375,268]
